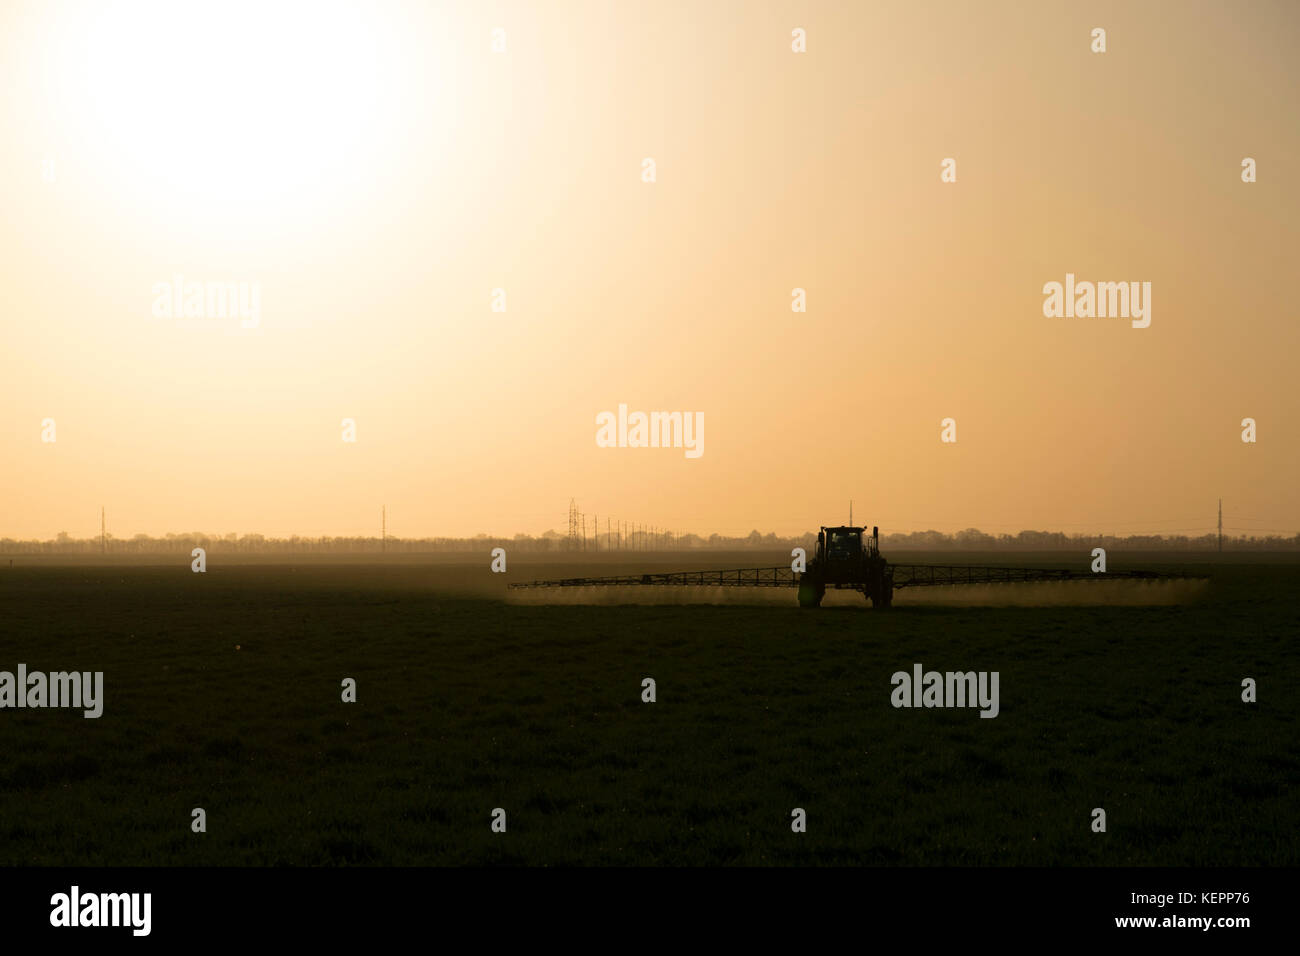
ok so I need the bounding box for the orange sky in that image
[2,0,1297,540]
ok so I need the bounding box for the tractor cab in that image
[816,525,880,570]
[801,524,891,607]
[825,527,861,562]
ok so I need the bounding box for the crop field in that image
[1,552,1296,866]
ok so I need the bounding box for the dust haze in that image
[507,578,1207,607]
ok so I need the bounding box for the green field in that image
[0,552,1296,865]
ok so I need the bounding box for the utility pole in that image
[1218,499,1223,553]
[382,505,386,553]
[567,499,580,551]
[101,506,105,554]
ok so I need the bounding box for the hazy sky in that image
[2,0,1297,540]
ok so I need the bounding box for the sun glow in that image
[45,0,410,224]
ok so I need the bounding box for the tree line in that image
[2,528,1297,553]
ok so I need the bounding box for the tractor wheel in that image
[868,574,894,608]
[877,569,895,608]
[797,576,825,608]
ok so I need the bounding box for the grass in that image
[0,553,1296,865]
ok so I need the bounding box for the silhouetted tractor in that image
[797,526,893,608]
[509,522,1190,606]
